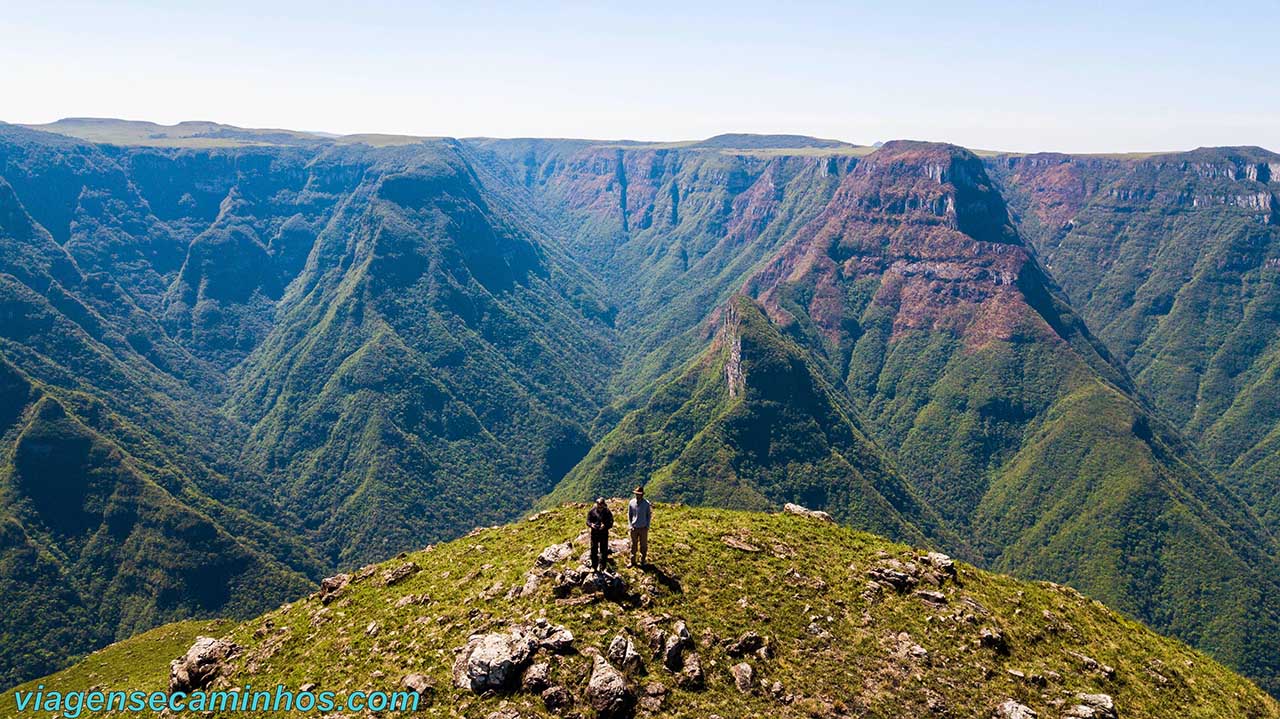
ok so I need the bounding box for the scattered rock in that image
[452,627,539,692]
[317,574,350,605]
[299,682,317,693]
[536,541,575,568]
[784,567,829,592]
[867,560,918,592]
[1066,651,1116,679]
[894,632,928,660]
[381,562,420,586]
[586,654,633,717]
[168,636,238,693]
[993,699,1037,719]
[979,627,1009,654]
[394,593,430,608]
[923,551,956,575]
[676,652,705,689]
[721,535,762,552]
[541,685,573,715]
[783,503,834,522]
[1064,694,1117,719]
[554,567,628,600]
[914,590,948,605]
[401,673,433,696]
[531,618,576,653]
[726,631,765,657]
[638,682,667,712]
[486,709,521,719]
[522,662,550,692]
[731,661,754,692]
[607,634,643,671]
[806,622,833,641]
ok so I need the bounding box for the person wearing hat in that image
[586,497,614,572]
[628,486,652,567]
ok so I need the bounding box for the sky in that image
[2,0,1278,153]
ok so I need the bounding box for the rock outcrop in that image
[783,503,834,522]
[586,654,633,717]
[993,699,1037,719]
[1064,693,1117,719]
[168,636,238,693]
[452,620,576,693]
[453,628,539,692]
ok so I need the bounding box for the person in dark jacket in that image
[587,497,614,572]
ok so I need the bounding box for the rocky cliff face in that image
[5,123,1280,700]
[471,139,856,394]
[737,141,1280,696]
[749,141,1057,350]
[989,146,1280,537]
[0,128,618,686]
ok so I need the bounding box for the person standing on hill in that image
[628,486,652,567]
[587,497,614,572]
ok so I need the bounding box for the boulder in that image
[536,542,575,568]
[401,673,433,696]
[993,699,1037,719]
[381,562,420,586]
[923,551,956,575]
[586,654,633,716]
[979,627,1009,654]
[726,631,765,657]
[1064,694,1117,719]
[531,618,576,653]
[542,685,573,715]
[676,652,704,689]
[168,636,238,693]
[607,634,642,671]
[783,503,834,522]
[317,574,350,605]
[522,662,550,692]
[731,661,754,692]
[452,628,539,692]
[662,633,686,671]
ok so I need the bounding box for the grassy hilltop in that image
[5,503,1275,718]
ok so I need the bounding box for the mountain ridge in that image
[3,122,1280,700]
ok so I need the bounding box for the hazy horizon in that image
[4,1,1279,154]
[14,116,1280,157]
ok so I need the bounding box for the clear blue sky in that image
[3,0,1277,153]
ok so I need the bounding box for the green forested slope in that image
[4,121,1280,701]
[550,296,954,548]
[225,142,618,566]
[989,148,1280,534]
[470,139,857,400]
[737,141,1280,694]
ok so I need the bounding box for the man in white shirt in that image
[628,486,652,567]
